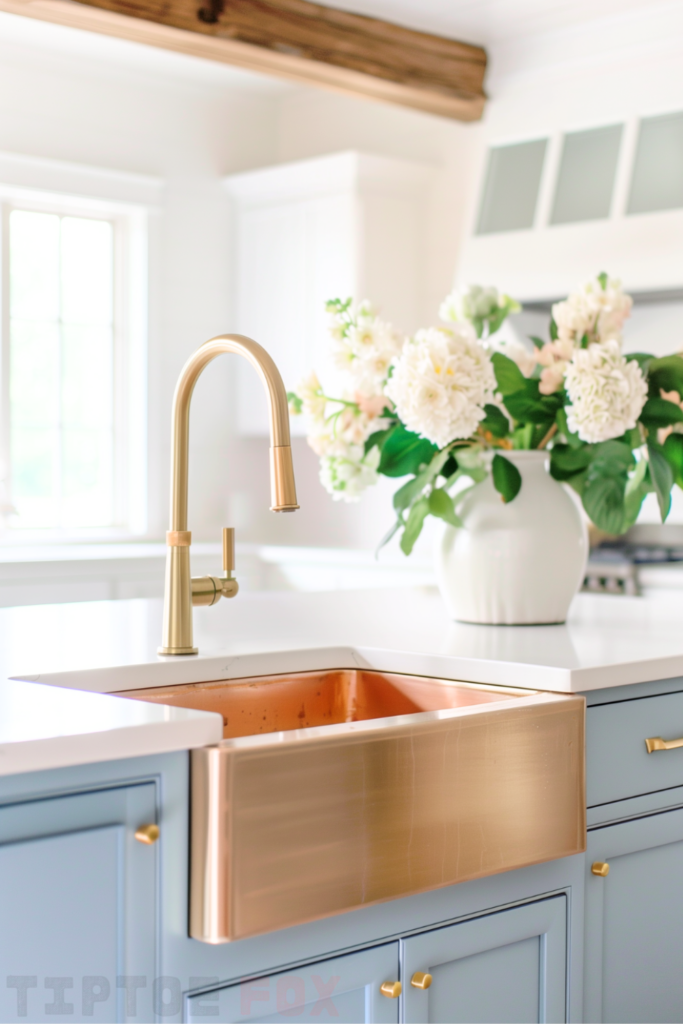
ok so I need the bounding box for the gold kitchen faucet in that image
[159,335,298,655]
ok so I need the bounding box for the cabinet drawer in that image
[587,690,683,806]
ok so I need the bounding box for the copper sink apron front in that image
[118,670,586,943]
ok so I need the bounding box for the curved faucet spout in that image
[160,334,299,656]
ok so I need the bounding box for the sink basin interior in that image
[116,670,528,739]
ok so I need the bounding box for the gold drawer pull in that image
[645,736,683,753]
[592,861,609,877]
[380,981,402,999]
[135,824,160,845]
[411,972,432,990]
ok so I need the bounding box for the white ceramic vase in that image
[435,450,588,625]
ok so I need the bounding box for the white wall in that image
[0,11,281,544]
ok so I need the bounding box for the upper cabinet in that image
[224,152,435,435]
[458,111,683,301]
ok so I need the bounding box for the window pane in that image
[10,322,60,525]
[628,111,683,214]
[551,125,623,225]
[62,428,112,527]
[8,209,117,530]
[61,217,113,325]
[476,140,547,235]
[9,211,59,321]
[62,324,113,431]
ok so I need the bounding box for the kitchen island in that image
[1,587,682,1023]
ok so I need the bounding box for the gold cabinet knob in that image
[591,861,609,877]
[411,972,432,990]
[135,824,160,845]
[380,981,402,999]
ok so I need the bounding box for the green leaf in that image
[512,422,534,450]
[480,403,510,438]
[550,443,593,481]
[663,433,683,488]
[597,271,609,290]
[582,474,627,535]
[364,424,397,456]
[640,397,683,428]
[529,335,545,349]
[556,406,582,448]
[648,443,673,521]
[400,496,430,555]
[487,307,509,335]
[647,355,683,398]
[471,315,485,338]
[550,318,558,341]
[623,426,643,449]
[441,454,459,478]
[492,453,522,503]
[392,450,451,512]
[566,469,588,497]
[504,381,562,424]
[590,440,635,476]
[378,427,438,478]
[428,488,463,528]
[491,352,527,396]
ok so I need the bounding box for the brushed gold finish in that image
[134,823,160,845]
[222,527,235,575]
[191,576,239,607]
[166,530,192,546]
[158,334,298,655]
[380,982,402,999]
[120,669,585,943]
[591,861,610,877]
[645,735,683,753]
[411,972,432,990]
[270,446,299,511]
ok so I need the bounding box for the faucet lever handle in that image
[222,527,235,577]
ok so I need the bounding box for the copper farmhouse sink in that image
[118,670,585,943]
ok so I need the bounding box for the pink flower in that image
[355,392,388,419]
[539,364,567,395]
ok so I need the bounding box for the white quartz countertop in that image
[1,585,682,777]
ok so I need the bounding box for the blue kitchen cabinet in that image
[0,783,157,1024]
[402,895,567,1024]
[584,806,683,1024]
[185,942,401,1023]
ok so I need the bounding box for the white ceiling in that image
[321,0,671,47]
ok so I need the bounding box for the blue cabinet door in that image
[0,783,157,1024]
[185,943,400,1024]
[402,896,567,1024]
[584,806,683,1023]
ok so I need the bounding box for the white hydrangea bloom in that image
[552,276,632,347]
[319,445,380,502]
[384,325,495,449]
[565,341,647,443]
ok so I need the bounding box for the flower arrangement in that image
[288,275,683,554]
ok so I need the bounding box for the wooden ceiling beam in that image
[1,0,487,120]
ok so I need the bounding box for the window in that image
[476,139,548,235]
[0,188,148,536]
[628,111,683,215]
[550,124,623,225]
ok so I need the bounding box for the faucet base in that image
[157,646,198,656]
